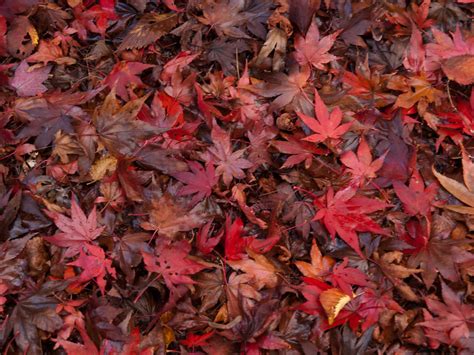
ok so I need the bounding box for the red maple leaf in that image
[142,239,208,296]
[272,132,327,169]
[103,61,153,101]
[196,221,223,255]
[44,198,105,258]
[312,186,390,258]
[356,287,403,332]
[68,244,116,295]
[419,282,474,348]
[340,136,385,186]
[297,90,352,145]
[393,168,438,217]
[294,21,341,70]
[327,258,368,296]
[173,161,218,205]
[203,123,253,186]
[180,331,215,348]
[224,215,249,261]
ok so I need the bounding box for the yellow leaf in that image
[90,155,117,181]
[320,288,351,325]
[28,26,39,46]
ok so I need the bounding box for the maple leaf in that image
[15,89,101,148]
[10,60,51,97]
[340,136,385,186]
[118,13,178,51]
[94,91,164,158]
[245,65,311,112]
[419,282,474,347]
[68,244,116,295]
[173,161,218,205]
[385,0,433,34]
[203,124,253,186]
[393,168,438,217]
[295,239,334,279]
[294,21,340,70]
[142,193,217,238]
[272,132,326,169]
[196,221,223,255]
[356,287,404,332]
[312,186,390,258]
[27,39,76,66]
[44,198,104,258]
[142,239,208,300]
[341,56,397,108]
[403,27,426,74]
[224,215,249,261]
[181,331,215,348]
[297,89,352,145]
[327,258,368,296]
[161,51,200,82]
[227,249,279,290]
[389,73,444,110]
[426,25,474,84]
[197,0,272,39]
[138,91,184,130]
[404,216,473,288]
[103,61,153,101]
[55,323,99,355]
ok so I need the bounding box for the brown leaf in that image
[25,236,48,277]
[441,55,474,85]
[432,160,474,213]
[94,92,164,158]
[118,13,178,51]
[227,250,279,290]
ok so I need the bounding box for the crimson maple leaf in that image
[68,244,116,295]
[203,124,253,186]
[294,21,341,70]
[419,282,474,348]
[327,258,368,296]
[173,161,218,205]
[340,136,385,186]
[196,221,223,255]
[312,186,390,258]
[103,61,153,101]
[393,168,438,217]
[224,215,249,261]
[44,198,104,258]
[181,331,215,348]
[272,132,326,169]
[356,287,403,332]
[297,89,352,145]
[142,239,208,299]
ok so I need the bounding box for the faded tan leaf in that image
[227,250,279,290]
[90,155,117,181]
[118,13,178,51]
[433,164,474,212]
